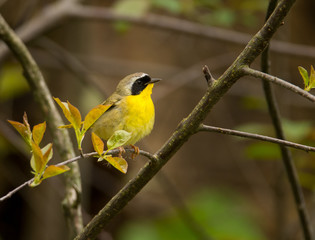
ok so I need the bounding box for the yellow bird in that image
[92,72,160,151]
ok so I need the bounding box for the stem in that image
[242,67,315,102]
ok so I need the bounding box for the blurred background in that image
[0,0,315,239]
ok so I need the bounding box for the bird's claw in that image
[130,145,140,159]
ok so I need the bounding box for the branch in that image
[242,66,315,102]
[0,148,154,202]
[0,14,83,238]
[74,1,298,239]
[198,125,315,152]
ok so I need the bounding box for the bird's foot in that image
[130,145,140,159]
[118,146,126,158]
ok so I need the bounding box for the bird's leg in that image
[118,146,126,158]
[130,145,140,159]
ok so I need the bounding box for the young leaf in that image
[103,155,128,174]
[298,66,309,89]
[31,142,45,173]
[42,165,70,180]
[54,97,73,125]
[82,104,111,133]
[91,132,104,155]
[107,130,132,150]
[32,122,46,145]
[23,112,31,133]
[7,120,32,147]
[42,143,53,164]
[30,143,53,172]
[308,65,315,90]
[67,100,82,129]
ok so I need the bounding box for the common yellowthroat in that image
[92,72,160,148]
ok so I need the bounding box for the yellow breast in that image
[122,84,155,145]
[92,84,156,146]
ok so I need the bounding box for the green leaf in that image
[32,122,46,145]
[103,155,128,173]
[107,130,132,150]
[298,66,309,89]
[91,132,104,155]
[42,165,70,180]
[308,65,315,90]
[113,0,150,17]
[7,120,32,147]
[31,142,45,173]
[67,100,82,130]
[82,104,111,133]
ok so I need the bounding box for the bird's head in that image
[116,72,161,96]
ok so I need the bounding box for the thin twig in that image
[0,179,33,201]
[0,148,155,202]
[198,125,315,152]
[242,66,315,103]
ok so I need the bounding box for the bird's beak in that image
[149,78,161,84]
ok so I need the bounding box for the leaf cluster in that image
[54,97,111,152]
[8,113,69,187]
[7,98,134,187]
[54,98,132,173]
[92,131,131,174]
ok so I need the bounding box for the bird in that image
[92,72,160,153]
